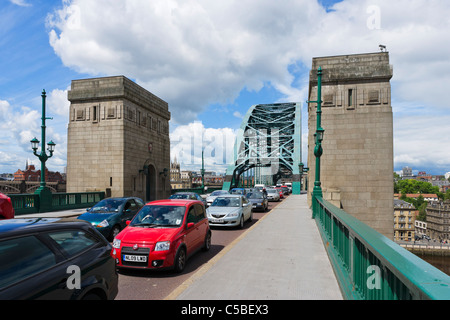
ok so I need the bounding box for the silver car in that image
[206,195,252,228]
[206,190,230,207]
[266,188,280,202]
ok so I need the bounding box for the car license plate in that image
[211,219,224,223]
[123,255,147,262]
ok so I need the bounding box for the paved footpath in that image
[166,194,343,300]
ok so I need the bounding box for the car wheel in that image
[174,247,186,273]
[82,293,102,300]
[109,225,121,241]
[248,211,253,222]
[239,215,244,229]
[202,232,211,251]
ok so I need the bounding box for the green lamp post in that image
[200,150,206,192]
[307,67,324,218]
[30,89,56,212]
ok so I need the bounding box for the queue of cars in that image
[0,186,290,299]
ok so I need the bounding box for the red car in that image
[0,193,15,220]
[111,199,211,273]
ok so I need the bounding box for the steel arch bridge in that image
[223,102,302,194]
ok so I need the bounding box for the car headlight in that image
[154,241,170,251]
[97,219,109,228]
[227,211,239,217]
[112,238,121,249]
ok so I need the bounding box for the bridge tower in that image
[307,52,394,239]
[223,103,302,193]
[67,76,171,201]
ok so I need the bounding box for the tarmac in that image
[19,194,343,300]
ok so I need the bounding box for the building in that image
[170,157,183,189]
[307,52,394,239]
[170,158,194,190]
[14,162,64,183]
[394,194,439,203]
[426,200,450,242]
[415,220,427,239]
[402,166,413,178]
[67,76,171,201]
[394,199,417,242]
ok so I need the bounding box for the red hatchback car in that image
[111,199,211,273]
[0,193,15,220]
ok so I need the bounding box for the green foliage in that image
[445,189,450,201]
[417,202,427,222]
[395,179,439,195]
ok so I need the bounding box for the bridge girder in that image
[223,102,302,194]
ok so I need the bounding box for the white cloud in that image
[46,87,70,117]
[170,121,236,173]
[9,0,31,7]
[233,111,243,119]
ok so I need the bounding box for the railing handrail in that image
[10,191,105,215]
[313,195,450,300]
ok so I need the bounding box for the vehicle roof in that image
[0,218,92,239]
[214,194,242,198]
[99,197,141,201]
[172,192,198,194]
[145,199,203,206]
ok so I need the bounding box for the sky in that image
[1,0,450,177]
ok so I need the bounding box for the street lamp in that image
[200,150,206,191]
[307,67,324,218]
[30,89,56,212]
[298,162,309,192]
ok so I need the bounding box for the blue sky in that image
[1,0,450,176]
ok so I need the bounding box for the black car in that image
[246,191,269,212]
[0,218,118,300]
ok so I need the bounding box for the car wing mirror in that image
[126,220,131,226]
[187,222,195,229]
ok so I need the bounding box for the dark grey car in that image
[246,191,268,212]
[0,218,118,300]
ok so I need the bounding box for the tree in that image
[417,202,427,222]
[395,179,439,195]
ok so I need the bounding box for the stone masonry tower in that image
[67,76,171,201]
[307,52,394,239]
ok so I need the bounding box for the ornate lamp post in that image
[30,89,56,212]
[200,150,206,192]
[307,67,324,218]
[298,162,309,192]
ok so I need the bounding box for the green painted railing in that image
[313,195,450,300]
[9,194,40,215]
[11,192,104,215]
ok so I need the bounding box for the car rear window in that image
[0,236,57,289]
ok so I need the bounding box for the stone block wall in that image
[308,52,394,239]
[67,76,171,201]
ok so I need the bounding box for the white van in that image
[285,183,292,193]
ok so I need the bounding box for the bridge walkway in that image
[166,194,343,300]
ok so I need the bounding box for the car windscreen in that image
[211,190,229,196]
[131,205,185,227]
[169,194,190,199]
[247,192,264,199]
[211,197,240,207]
[90,199,123,213]
[267,189,277,194]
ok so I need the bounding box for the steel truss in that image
[223,103,302,194]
